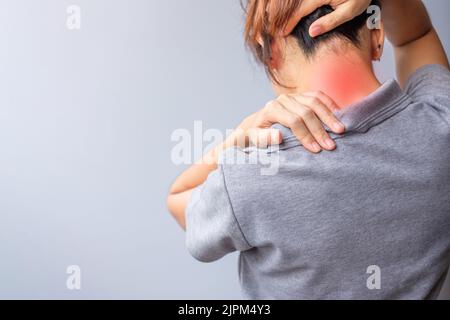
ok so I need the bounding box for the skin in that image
[308,53,381,108]
[282,0,373,38]
[167,0,449,229]
[269,29,384,106]
[284,0,449,87]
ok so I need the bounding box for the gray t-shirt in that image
[185,64,450,300]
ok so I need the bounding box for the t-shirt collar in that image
[334,79,411,133]
[271,79,412,151]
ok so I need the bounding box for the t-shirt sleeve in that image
[405,64,450,104]
[185,166,252,263]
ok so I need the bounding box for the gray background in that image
[0,0,448,299]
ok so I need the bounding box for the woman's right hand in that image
[223,91,345,154]
[283,0,373,37]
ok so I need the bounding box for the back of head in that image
[243,0,381,72]
[291,4,377,58]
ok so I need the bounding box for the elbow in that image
[166,185,175,215]
[166,193,187,231]
[393,26,434,48]
[186,234,220,264]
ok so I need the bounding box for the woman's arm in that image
[167,92,345,229]
[167,132,240,229]
[284,0,449,87]
[380,0,449,87]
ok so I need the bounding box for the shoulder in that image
[219,147,282,200]
[405,64,450,102]
[185,161,252,263]
[404,64,450,124]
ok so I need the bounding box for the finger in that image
[282,0,329,36]
[278,95,336,151]
[302,91,340,112]
[247,129,283,148]
[296,92,345,133]
[309,4,355,37]
[266,102,322,153]
[263,102,322,153]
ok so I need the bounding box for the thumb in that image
[282,0,328,36]
[248,129,283,149]
[309,5,355,37]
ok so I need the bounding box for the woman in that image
[166,1,373,228]
[168,0,448,227]
[167,0,450,299]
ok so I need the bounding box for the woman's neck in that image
[288,51,382,109]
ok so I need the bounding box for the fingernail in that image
[310,25,323,37]
[325,138,336,150]
[333,122,345,133]
[311,142,321,153]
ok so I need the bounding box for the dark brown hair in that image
[242,0,380,81]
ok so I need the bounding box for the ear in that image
[370,21,385,61]
[267,37,284,70]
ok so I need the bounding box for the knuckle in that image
[301,134,315,145]
[326,110,336,119]
[288,115,302,127]
[300,107,314,118]
[255,112,267,124]
[260,109,269,119]
[310,91,321,98]
[320,133,330,141]
[308,96,320,105]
